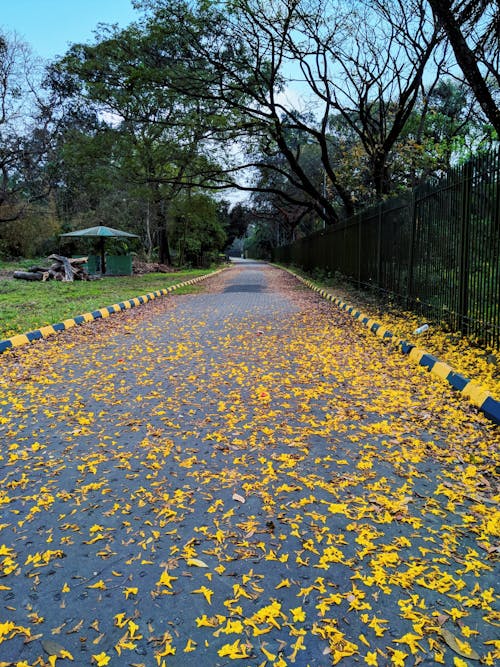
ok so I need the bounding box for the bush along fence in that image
[274,147,500,351]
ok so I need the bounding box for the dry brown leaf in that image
[41,639,69,657]
[66,619,84,634]
[186,558,209,568]
[439,628,480,660]
[51,622,66,635]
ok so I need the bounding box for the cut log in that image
[13,271,43,281]
[28,265,51,273]
[14,255,90,281]
[61,257,74,281]
[47,254,87,265]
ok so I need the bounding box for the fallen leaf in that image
[187,558,209,568]
[66,619,84,634]
[41,639,72,658]
[439,629,480,660]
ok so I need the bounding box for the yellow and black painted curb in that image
[0,268,225,356]
[286,269,500,426]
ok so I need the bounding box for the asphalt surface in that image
[0,260,498,667]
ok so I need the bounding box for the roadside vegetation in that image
[0,0,497,375]
[288,266,500,398]
[0,260,216,338]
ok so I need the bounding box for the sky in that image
[0,0,139,61]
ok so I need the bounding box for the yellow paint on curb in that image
[9,334,30,347]
[409,348,425,364]
[431,361,453,380]
[461,382,492,408]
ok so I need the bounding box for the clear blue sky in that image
[0,0,139,60]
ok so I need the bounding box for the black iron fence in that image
[273,147,500,350]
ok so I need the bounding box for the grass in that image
[0,261,217,338]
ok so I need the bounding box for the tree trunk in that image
[145,200,153,262]
[158,225,171,265]
[428,0,500,136]
[372,154,391,199]
[150,183,171,265]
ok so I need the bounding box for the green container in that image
[85,254,132,276]
[86,255,98,274]
[105,255,133,276]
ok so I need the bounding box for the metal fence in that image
[273,147,500,350]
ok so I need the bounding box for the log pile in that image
[132,259,174,275]
[13,255,90,282]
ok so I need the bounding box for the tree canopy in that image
[0,0,498,261]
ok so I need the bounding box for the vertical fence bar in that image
[274,148,499,349]
[495,149,500,349]
[376,202,382,287]
[357,214,362,287]
[459,160,473,336]
[406,191,417,310]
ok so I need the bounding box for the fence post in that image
[376,202,382,287]
[358,213,362,287]
[406,192,417,310]
[459,160,473,335]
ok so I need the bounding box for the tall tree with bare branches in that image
[427,0,500,135]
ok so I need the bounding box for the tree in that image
[288,0,446,198]
[247,117,327,241]
[134,0,452,221]
[224,203,252,250]
[49,20,228,264]
[169,192,227,266]
[0,32,58,224]
[136,0,355,223]
[427,0,500,136]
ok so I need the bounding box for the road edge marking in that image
[0,268,226,355]
[281,266,500,426]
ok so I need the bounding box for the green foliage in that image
[170,193,227,266]
[49,14,231,264]
[0,202,61,259]
[224,203,251,248]
[3,1,499,271]
[244,220,276,260]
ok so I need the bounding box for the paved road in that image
[0,261,498,667]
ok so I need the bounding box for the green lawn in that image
[0,264,216,338]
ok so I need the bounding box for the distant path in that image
[0,261,497,666]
